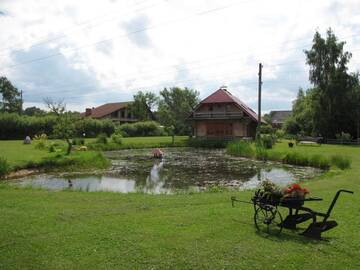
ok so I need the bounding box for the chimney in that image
[220,85,228,91]
[85,108,92,116]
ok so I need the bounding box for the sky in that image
[0,0,359,113]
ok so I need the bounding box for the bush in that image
[226,140,254,157]
[331,155,351,170]
[0,112,116,140]
[96,133,108,144]
[335,132,352,142]
[111,134,123,145]
[188,138,228,148]
[257,134,275,149]
[259,124,274,134]
[116,121,166,137]
[34,133,48,150]
[275,129,285,139]
[0,157,10,178]
[72,138,85,145]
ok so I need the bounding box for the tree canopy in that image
[157,87,200,135]
[0,76,22,113]
[129,91,158,121]
[285,29,360,138]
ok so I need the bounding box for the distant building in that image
[188,87,261,138]
[269,110,292,128]
[81,102,137,124]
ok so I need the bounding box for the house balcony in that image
[192,111,244,119]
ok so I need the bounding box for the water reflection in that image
[14,148,323,194]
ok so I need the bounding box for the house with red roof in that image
[82,102,137,124]
[188,87,260,138]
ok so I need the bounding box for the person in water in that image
[152,148,163,159]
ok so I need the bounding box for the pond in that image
[13,148,323,194]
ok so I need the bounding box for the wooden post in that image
[257,63,263,138]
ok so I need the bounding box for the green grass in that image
[0,140,360,269]
[0,136,188,171]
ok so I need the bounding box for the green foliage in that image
[157,87,200,135]
[226,140,254,157]
[0,76,22,113]
[0,157,9,177]
[259,124,274,134]
[331,155,351,170]
[72,138,85,146]
[23,106,45,116]
[96,133,108,144]
[0,112,115,140]
[116,121,166,137]
[33,133,48,150]
[257,134,275,149]
[275,129,285,139]
[335,132,352,142]
[129,91,158,121]
[287,29,360,138]
[188,138,228,148]
[110,134,123,145]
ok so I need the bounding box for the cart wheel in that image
[254,205,283,235]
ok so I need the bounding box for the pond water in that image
[13,148,323,194]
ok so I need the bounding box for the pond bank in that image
[11,148,323,193]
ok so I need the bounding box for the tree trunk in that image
[65,138,72,155]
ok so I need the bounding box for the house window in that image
[209,104,213,111]
[121,110,125,118]
[127,112,132,119]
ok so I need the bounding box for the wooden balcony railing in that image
[192,112,244,119]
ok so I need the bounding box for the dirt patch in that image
[6,169,40,179]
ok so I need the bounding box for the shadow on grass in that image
[232,217,333,244]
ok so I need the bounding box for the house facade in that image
[82,102,137,124]
[189,87,260,138]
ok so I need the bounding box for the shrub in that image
[331,155,351,170]
[256,134,275,149]
[72,138,85,145]
[116,121,166,137]
[0,157,10,178]
[335,132,352,142]
[34,133,48,150]
[188,138,228,148]
[226,140,254,157]
[96,133,108,144]
[0,112,115,140]
[259,124,274,134]
[48,143,56,153]
[111,134,123,145]
[275,129,285,139]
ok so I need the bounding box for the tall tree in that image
[157,87,199,135]
[304,28,359,137]
[44,98,76,155]
[129,91,158,121]
[0,76,22,113]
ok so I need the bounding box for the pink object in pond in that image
[152,148,163,158]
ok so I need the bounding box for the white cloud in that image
[0,0,359,112]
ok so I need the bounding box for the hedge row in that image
[0,113,115,139]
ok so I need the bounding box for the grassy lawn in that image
[0,141,360,269]
[0,136,188,170]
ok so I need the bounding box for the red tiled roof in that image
[198,88,260,122]
[82,102,132,118]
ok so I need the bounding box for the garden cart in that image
[231,188,353,239]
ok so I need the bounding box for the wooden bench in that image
[296,136,323,146]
